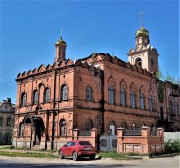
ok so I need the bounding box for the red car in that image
[59,140,96,161]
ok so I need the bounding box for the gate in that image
[99,134,117,151]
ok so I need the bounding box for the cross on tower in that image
[60,28,63,37]
[139,11,144,26]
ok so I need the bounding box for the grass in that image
[0,151,59,158]
[97,151,145,160]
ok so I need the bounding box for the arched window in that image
[120,87,126,106]
[149,96,153,112]
[33,90,39,104]
[85,119,93,131]
[135,58,142,67]
[44,88,50,103]
[86,86,93,101]
[140,92,145,109]
[21,92,26,107]
[59,119,67,136]
[109,85,115,105]
[121,122,127,129]
[130,91,135,108]
[61,85,68,101]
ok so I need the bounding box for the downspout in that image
[100,69,105,134]
[51,69,57,150]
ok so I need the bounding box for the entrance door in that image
[34,118,45,145]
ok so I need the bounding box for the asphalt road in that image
[0,155,179,168]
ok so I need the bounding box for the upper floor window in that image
[86,86,93,101]
[0,117,3,126]
[21,92,27,107]
[33,90,39,104]
[44,88,50,103]
[140,92,145,109]
[61,85,68,101]
[6,117,11,126]
[130,91,135,108]
[120,87,126,106]
[149,96,153,112]
[109,85,115,105]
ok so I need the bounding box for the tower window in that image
[135,58,142,67]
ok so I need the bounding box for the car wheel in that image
[59,150,64,159]
[90,154,95,160]
[72,152,78,161]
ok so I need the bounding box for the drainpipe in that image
[100,69,105,134]
[51,69,57,150]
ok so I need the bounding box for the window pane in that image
[62,85,68,100]
[45,89,50,102]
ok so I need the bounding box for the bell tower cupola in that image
[55,34,67,63]
[128,24,159,74]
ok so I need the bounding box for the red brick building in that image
[13,25,180,150]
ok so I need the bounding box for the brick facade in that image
[13,26,180,150]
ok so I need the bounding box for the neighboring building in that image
[0,98,15,145]
[13,25,180,150]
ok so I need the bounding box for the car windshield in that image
[79,141,91,146]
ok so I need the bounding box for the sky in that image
[0,0,179,104]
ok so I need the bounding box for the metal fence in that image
[78,130,91,136]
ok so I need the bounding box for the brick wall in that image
[117,126,164,154]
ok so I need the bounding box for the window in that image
[120,87,126,106]
[85,119,93,131]
[21,92,26,107]
[6,117,11,126]
[130,91,135,108]
[0,117,2,126]
[44,88,50,103]
[149,96,153,112]
[86,86,93,101]
[140,92,145,109]
[109,85,115,105]
[121,122,127,129]
[33,90,39,104]
[135,58,142,67]
[61,85,68,101]
[59,119,67,136]
[79,141,91,146]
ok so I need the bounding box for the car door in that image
[63,141,72,156]
[68,141,76,156]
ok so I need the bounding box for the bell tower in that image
[128,24,159,74]
[55,33,67,63]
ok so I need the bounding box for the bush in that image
[165,139,180,154]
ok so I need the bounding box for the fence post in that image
[91,128,98,151]
[116,127,125,153]
[157,127,165,153]
[141,126,150,154]
[73,128,79,140]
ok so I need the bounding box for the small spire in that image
[60,28,63,38]
[139,11,144,27]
